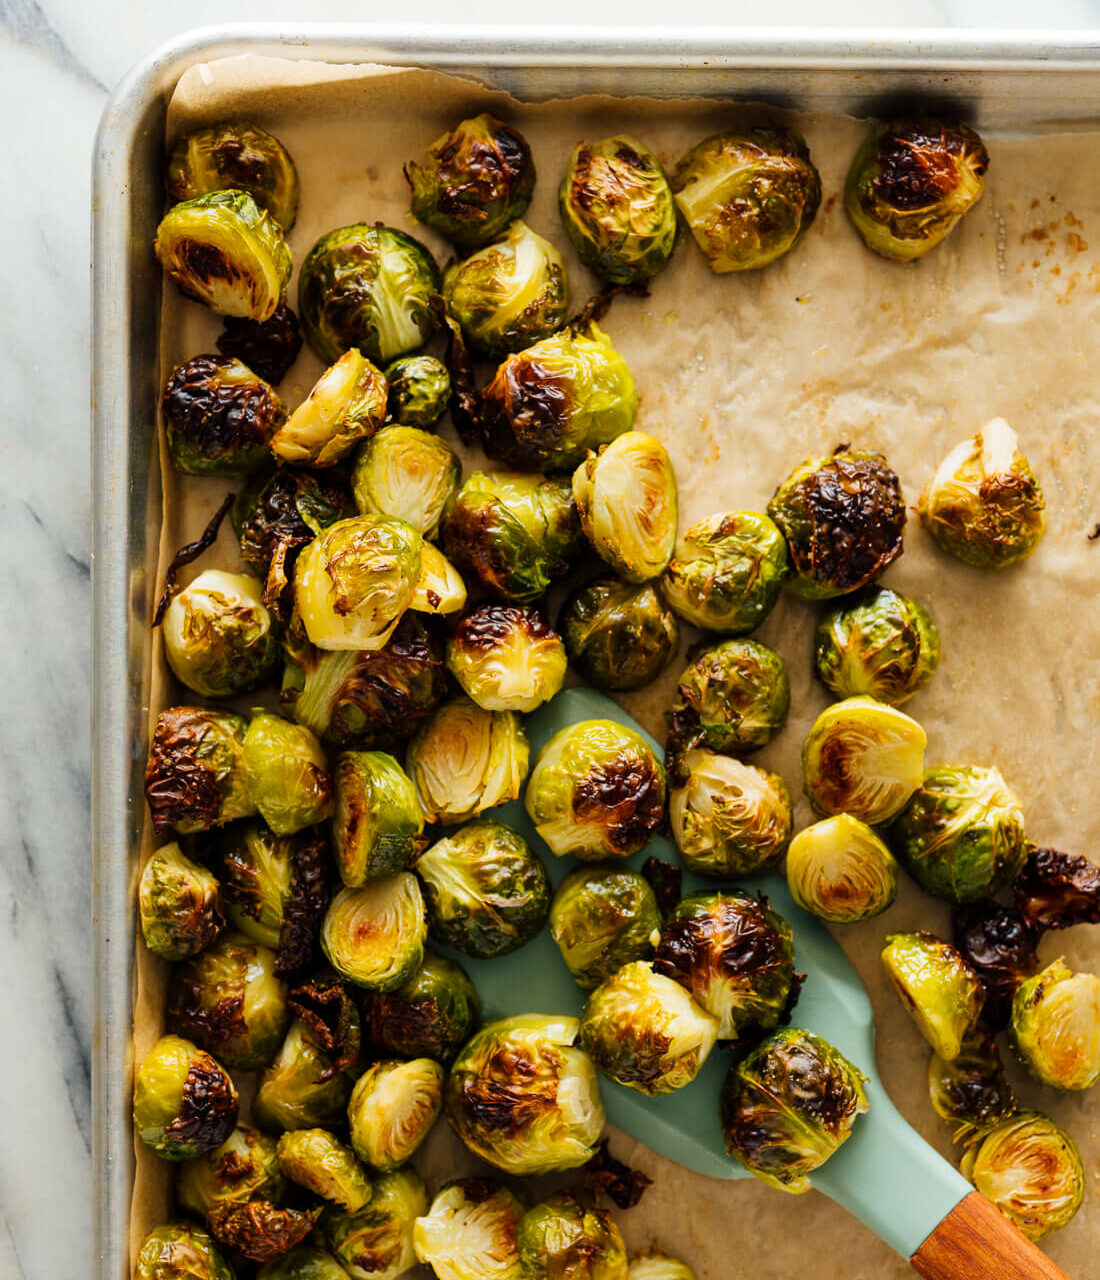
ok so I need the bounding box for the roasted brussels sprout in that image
[953,900,1039,1032]
[417,820,550,958]
[406,114,535,249]
[163,570,279,698]
[218,303,303,386]
[844,120,988,262]
[928,1028,1017,1130]
[207,1200,318,1264]
[384,354,451,428]
[168,122,300,228]
[414,1178,526,1280]
[671,129,821,273]
[298,224,440,365]
[321,874,427,991]
[254,1019,357,1133]
[446,604,567,713]
[959,1110,1084,1241]
[627,1252,697,1280]
[560,578,679,692]
[667,638,789,757]
[445,1013,605,1175]
[669,749,792,878]
[1014,847,1100,931]
[785,814,898,924]
[286,972,363,1076]
[411,543,468,617]
[139,842,223,961]
[244,711,333,836]
[145,707,256,837]
[480,323,637,472]
[257,1246,351,1280]
[272,349,387,467]
[162,354,286,476]
[802,696,926,825]
[525,720,666,862]
[331,750,423,886]
[919,419,1046,569]
[276,1128,372,1212]
[550,865,662,991]
[1009,959,1100,1091]
[178,1125,285,1219]
[653,890,797,1042]
[881,931,984,1062]
[136,1223,234,1280]
[323,1168,427,1280]
[815,587,941,706]
[891,764,1027,904]
[352,426,460,540]
[134,1035,238,1161]
[156,190,292,321]
[364,950,481,1065]
[347,1057,444,1171]
[517,1192,628,1280]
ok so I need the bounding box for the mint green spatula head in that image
[443,687,971,1259]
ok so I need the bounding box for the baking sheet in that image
[134,53,1099,1277]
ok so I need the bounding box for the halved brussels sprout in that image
[881,931,984,1062]
[525,720,666,862]
[244,710,333,836]
[136,1224,234,1280]
[928,1028,1018,1130]
[321,874,427,991]
[139,842,223,961]
[347,1057,444,1171]
[891,764,1027,903]
[411,543,468,617]
[445,1013,605,1174]
[156,190,292,320]
[560,135,677,285]
[162,354,285,476]
[272,349,387,468]
[667,638,789,757]
[517,1192,628,1280]
[254,1019,357,1133]
[133,1035,238,1161]
[406,113,536,249]
[802,696,926,825]
[919,419,1046,569]
[1010,959,1100,1091]
[363,950,481,1065]
[207,1200,318,1264]
[163,570,279,698]
[277,1128,372,1212]
[168,122,300,228]
[952,900,1039,1032]
[844,120,988,262]
[446,604,567,712]
[417,820,550,958]
[1014,847,1100,932]
[414,1178,526,1280]
[352,426,460,539]
[627,1252,698,1280]
[550,865,662,991]
[407,699,530,825]
[671,129,821,273]
[385,354,451,429]
[480,323,637,472]
[331,750,423,886]
[560,578,679,692]
[720,1028,869,1193]
[178,1125,285,1219]
[669,750,791,878]
[785,814,898,924]
[257,1247,351,1280]
[815,587,941,706]
[653,891,796,1042]
[294,515,422,651]
[322,1168,427,1280]
[218,302,303,386]
[768,450,907,600]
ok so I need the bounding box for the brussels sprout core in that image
[1010,959,1100,1091]
[348,1057,445,1171]
[516,1191,628,1280]
[163,354,286,476]
[560,578,679,692]
[881,931,984,1062]
[352,425,460,538]
[243,711,334,836]
[139,842,223,961]
[272,349,387,467]
[815,587,941,706]
[322,1167,427,1280]
[136,1224,234,1280]
[550,865,662,991]
[414,1178,526,1280]
[331,750,423,886]
[785,815,898,924]
[667,638,790,757]
[168,122,300,228]
[321,874,427,991]
[447,604,567,712]
[163,570,279,698]
[133,1034,239,1161]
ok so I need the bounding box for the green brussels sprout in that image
[1009,958,1100,1091]
[661,511,788,636]
[331,750,423,886]
[517,1192,628,1280]
[207,1200,319,1264]
[218,302,303,386]
[481,323,637,472]
[768,450,907,600]
[277,1129,373,1212]
[814,587,941,706]
[959,1110,1084,1241]
[627,1253,697,1280]
[919,419,1046,569]
[671,129,821,273]
[446,1014,605,1175]
[881,931,985,1062]
[163,570,279,699]
[559,578,679,692]
[321,874,427,991]
[272,349,387,468]
[178,1125,285,1219]
[653,890,797,1042]
[167,121,300,228]
[580,960,718,1096]
[802,696,926,825]
[322,1168,427,1280]
[352,426,460,539]
[407,699,530,825]
[411,543,469,617]
[254,1020,357,1133]
[162,354,286,476]
[136,1223,235,1280]
[844,119,989,262]
[928,1028,1018,1130]
[257,1247,351,1280]
[446,604,567,713]
[785,814,898,924]
[347,1057,445,1171]
[363,950,481,1065]
[384,354,451,428]
[299,224,440,366]
[559,135,677,285]
[133,1034,239,1162]
[244,710,334,836]
[890,764,1027,903]
[139,842,223,961]
[669,749,792,878]
[666,638,789,757]
[550,865,662,991]
[294,515,423,652]
[444,219,569,360]
[414,1178,526,1280]
[155,189,292,320]
[417,820,551,958]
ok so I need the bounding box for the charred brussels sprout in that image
[272,349,387,468]
[156,190,292,321]
[257,1247,352,1280]
[671,129,821,273]
[364,950,481,1065]
[1010,959,1100,1091]
[406,114,535,249]
[447,604,567,713]
[667,638,789,757]
[277,1129,372,1212]
[178,1125,285,1219]
[254,1019,357,1133]
[550,865,662,991]
[145,707,255,837]
[928,1028,1017,1130]
[785,814,897,924]
[802,696,926,825]
[163,354,286,476]
[845,120,988,262]
[218,303,302,386]
[139,842,223,961]
[919,419,1046,569]
[881,932,984,1062]
[1014,847,1100,931]
[168,122,300,228]
[244,711,333,836]
[331,751,423,886]
[384,354,451,428]
[411,543,468,617]
[560,579,678,692]
[207,1200,318,1264]
[414,1178,526,1280]
[348,1057,445,1171]
[163,570,279,698]
[352,426,460,539]
[298,224,440,366]
[323,1168,427,1280]
[815,587,941,706]
[517,1192,628,1280]
[627,1253,697,1280]
[133,1035,239,1160]
[953,901,1039,1032]
[136,1224,235,1280]
[891,764,1027,903]
[321,874,427,991]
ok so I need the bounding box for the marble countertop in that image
[2,4,1098,1278]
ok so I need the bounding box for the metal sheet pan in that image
[91,26,1100,1280]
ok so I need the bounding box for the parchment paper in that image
[131,54,1099,1278]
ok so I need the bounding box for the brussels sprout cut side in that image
[133,1035,239,1161]
[815,587,941,706]
[446,603,567,713]
[414,1178,526,1280]
[353,425,460,538]
[785,815,898,924]
[517,1191,629,1280]
[348,1057,444,1171]
[881,932,984,1062]
[139,843,223,961]
[560,578,679,692]
[1010,959,1100,1091]
[411,543,469,617]
[162,569,279,698]
[168,121,300,229]
[272,348,387,467]
[321,874,427,991]
[667,638,790,757]
[550,865,662,991]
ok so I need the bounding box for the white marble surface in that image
[1,4,1099,1279]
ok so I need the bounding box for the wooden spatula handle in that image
[910,1192,1072,1280]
